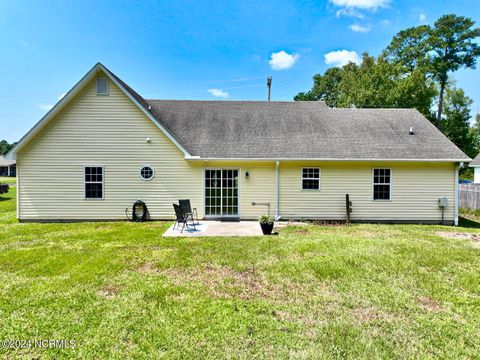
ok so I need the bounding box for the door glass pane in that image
[205,169,239,217]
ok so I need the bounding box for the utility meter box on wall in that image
[438,197,448,208]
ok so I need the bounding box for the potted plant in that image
[258,215,274,235]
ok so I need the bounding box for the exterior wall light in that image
[146,137,152,143]
[245,171,250,179]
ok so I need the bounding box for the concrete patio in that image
[163,220,265,237]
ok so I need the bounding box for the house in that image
[0,156,16,177]
[470,154,480,183]
[6,63,470,225]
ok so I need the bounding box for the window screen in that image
[373,168,391,200]
[96,78,109,95]
[302,168,320,190]
[85,166,103,199]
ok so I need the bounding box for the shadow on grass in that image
[0,196,11,202]
[458,216,480,229]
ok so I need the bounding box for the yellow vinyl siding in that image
[16,70,456,223]
[17,72,202,220]
[202,161,276,219]
[279,161,455,222]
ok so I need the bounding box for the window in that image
[140,166,154,181]
[85,166,104,199]
[373,168,391,200]
[302,168,320,190]
[96,77,109,95]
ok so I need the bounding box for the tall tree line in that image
[295,14,480,160]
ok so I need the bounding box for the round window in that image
[140,166,154,181]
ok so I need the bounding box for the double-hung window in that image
[373,168,391,200]
[302,168,320,190]
[85,166,104,199]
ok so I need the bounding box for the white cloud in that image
[336,8,364,18]
[330,0,390,10]
[269,50,299,70]
[39,104,54,110]
[324,50,360,67]
[419,13,427,22]
[58,92,67,100]
[207,88,229,98]
[350,23,371,32]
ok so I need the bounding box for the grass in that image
[0,176,16,185]
[1,188,480,359]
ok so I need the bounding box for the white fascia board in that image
[185,157,470,163]
[6,62,191,160]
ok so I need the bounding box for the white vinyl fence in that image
[459,184,480,210]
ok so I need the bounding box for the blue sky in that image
[1,0,479,143]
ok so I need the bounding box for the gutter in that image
[275,160,280,221]
[454,162,463,226]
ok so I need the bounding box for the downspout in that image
[275,160,280,221]
[454,162,463,226]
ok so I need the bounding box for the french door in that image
[204,169,239,217]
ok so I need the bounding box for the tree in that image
[383,14,480,129]
[294,53,437,119]
[429,15,480,127]
[470,113,480,155]
[294,66,343,104]
[0,140,16,156]
[442,86,474,157]
[385,25,431,72]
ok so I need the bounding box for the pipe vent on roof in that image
[409,127,415,135]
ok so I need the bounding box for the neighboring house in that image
[470,154,480,183]
[6,63,470,224]
[0,156,16,177]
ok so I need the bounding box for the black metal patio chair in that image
[172,203,196,233]
[179,199,199,225]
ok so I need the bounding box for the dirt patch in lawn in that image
[137,262,160,275]
[294,229,309,235]
[97,285,121,299]
[159,265,270,300]
[311,220,346,227]
[436,231,480,247]
[136,263,319,301]
[418,296,444,312]
[352,306,380,322]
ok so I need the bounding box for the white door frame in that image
[203,168,241,218]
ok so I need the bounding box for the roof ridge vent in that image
[409,127,415,135]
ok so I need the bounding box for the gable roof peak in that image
[5,62,190,160]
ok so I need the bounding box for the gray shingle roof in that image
[470,153,480,166]
[105,65,469,161]
[145,100,469,161]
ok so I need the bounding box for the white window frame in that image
[139,166,155,181]
[84,165,105,200]
[301,167,321,191]
[96,77,109,95]
[372,168,392,201]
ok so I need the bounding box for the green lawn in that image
[1,188,480,359]
[0,176,16,185]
